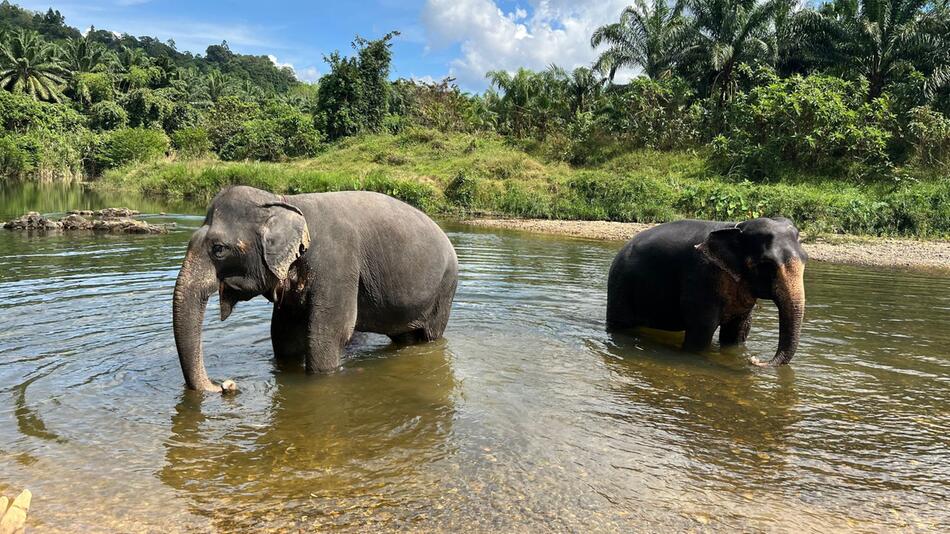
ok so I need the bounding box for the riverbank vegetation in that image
[2,1,950,237]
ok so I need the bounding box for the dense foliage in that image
[1,0,949,236]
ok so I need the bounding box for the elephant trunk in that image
[767,258,806,365]
[172,227,221,392]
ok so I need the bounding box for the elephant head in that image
[172,186,310,391]
[697,217,807,365]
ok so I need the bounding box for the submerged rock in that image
[3,209,173,234]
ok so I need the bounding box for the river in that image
[0,183,948,532]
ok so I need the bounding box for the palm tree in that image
[789,0,947,100]
[0,29,67,102]
[62,36,111,73]
[486,68,542,136]
[117,45,149,70]
[205,69,231,102]
[591,0,687,81]
[679,0,784,103]
[549,65,606,114]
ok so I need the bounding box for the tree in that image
[205,41,234,64]
[678,0,784,104]
[557,66,606,114]
[591,0,687,81]
[315,31,398,139]
[62,36,112,73]
[0,29,66,102]
[789,0,950,100]
[204,69,231,102]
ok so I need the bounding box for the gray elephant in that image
[173,186,459,392]
[607,217,807,365]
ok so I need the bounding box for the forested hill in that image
[0,1,298,93]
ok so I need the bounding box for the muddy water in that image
[0,184,948,532]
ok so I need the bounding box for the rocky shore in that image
[466,218,950,271]
[3,209,173,234]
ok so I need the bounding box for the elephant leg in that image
[682,309,720,352]
[388,329,428,345]
[305,283,358,374]
[720,310,753,346]
[271,306,307,362]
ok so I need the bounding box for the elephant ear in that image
[259,202,311,282]
[696,226,745,281]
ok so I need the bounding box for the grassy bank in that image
[97,129,950,238]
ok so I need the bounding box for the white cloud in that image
[268,54,295,70]
[422,0,636,90]
[299,66,321,83]
[268,55,321,83]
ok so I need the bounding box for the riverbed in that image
[1,184,948,531]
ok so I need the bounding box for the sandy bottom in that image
[466,218,950,271]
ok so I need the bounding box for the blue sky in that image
[20,0,635,91]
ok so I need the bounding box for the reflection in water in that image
[160,341,458,531]
[597,333,801,491]
[0,184,948,531]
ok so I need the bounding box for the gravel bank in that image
[466,218,950,271]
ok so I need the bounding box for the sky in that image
[18,0,635,91]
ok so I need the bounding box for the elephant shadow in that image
[159,337,458,530]
[594,330,801,489]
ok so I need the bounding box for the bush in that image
[596,77,704,151]
[0,90,85,133]
[905,106,950,168]
[205,96,261,154]
[445,169,478,207]
[711,74,895,180]
[172,127,211,158]
[266,102,323,157]
[0,135,33,178]
[221,119,285,161]
[89,101,128,131]
[74,72,114,104]
[96,128,170,169]
[121,88,175,129]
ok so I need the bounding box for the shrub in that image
[445,169,478,207]
[266,102,323,158]
[0,90,85,133]
[206,96,261,154]
[596,77,703,150]
[96,128,170,169]
[221,119,285,161]
[711,74,895,180]
[904,106,950,168]
[0,135,33,178]
[74,72,114,104]
[172,127,212,158]
[121,88,175,129]
[89,101,128,131]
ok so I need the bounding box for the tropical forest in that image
[2,0,950,236]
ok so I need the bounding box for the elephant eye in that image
[211,243,228,259]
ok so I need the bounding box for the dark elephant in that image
[606,217,807,365]
[172,186,458,392]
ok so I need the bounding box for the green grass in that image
[97,127,950,238]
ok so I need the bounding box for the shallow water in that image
[1,184,948,532]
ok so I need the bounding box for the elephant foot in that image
[191,379,238,394]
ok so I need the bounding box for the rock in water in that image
[0,489,31,534]
[2,212,61,230]
[2,209,171,234]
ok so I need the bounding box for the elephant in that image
[606,217,807,365]
[172,185,459,392]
